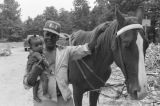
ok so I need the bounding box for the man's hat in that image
[43,20,61,37]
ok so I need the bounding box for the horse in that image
[68,9,149,106]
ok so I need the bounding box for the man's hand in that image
[32,52,49,69]
[32,52,43,61]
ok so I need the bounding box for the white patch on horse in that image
[69,84,75,105]
[136,32,147,99]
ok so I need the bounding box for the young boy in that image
[26,35,51,102]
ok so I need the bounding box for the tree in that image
[1,0,22,40]
[107,0,144,14]
[0,4,4,39]
[90,0,113,27]
[32,15,45,36]
[23,17,34,37]
[58,8,72,34]
[43,6,58,21]
[142,0,160,43]
[23,15,45,37]
[24,6,73,36]
[3,0,21,21]
[72,0,90,30]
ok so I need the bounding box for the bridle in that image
[115,24,144,86]
[72,24,144,99]
[116,24,143,37]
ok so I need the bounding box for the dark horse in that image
[68,9,149,106]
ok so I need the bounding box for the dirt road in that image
[0,44,33,106]
[0,42,154,106]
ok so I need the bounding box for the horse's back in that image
[70,21,111,46]
[71,30,93,46]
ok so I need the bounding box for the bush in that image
[145,43,160,72]
[7,34,23,42]
[0,39,7,43]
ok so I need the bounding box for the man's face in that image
[44,31,59,50]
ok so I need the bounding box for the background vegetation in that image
[0,0,160,41]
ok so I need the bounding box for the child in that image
[26,35,51,102]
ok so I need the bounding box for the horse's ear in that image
[115,5,125,28]
[136,7,143,24]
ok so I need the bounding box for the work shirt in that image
[23,44,91,102]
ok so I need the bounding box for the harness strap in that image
[69,35,106,84]
[80,60,105,84]
[117,24,143,37]
[116,24,144,84]
[75,60,95,89]
[117,38,128,84]
[75,60,87,79]
[70,32,126,99]
[75,60,127,99]
[75,60,118,99]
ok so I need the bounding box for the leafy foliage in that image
[58,9,73,33]
[0,0,160,42]
[0,0,22,41]
[71,0,90,31]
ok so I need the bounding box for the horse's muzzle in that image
[136,87,147,100]
[129,85,147,100]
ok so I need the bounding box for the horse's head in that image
[111,9,149,100]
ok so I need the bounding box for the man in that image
[23,20,107,106]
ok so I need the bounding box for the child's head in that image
[28,35,44,53]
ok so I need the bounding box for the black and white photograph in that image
[0,0,160,106]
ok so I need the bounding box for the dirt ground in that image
[0,42,158,106]
[0,42,33,106]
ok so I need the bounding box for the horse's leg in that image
[89,91,100,106]
[73,85,83,106]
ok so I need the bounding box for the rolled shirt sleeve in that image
[68,43,91,60]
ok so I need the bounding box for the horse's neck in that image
[93,34,114,70]
[96,22,118,67]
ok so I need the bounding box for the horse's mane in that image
[95,20,118,55]
[71,22,111,45]
[71,16,139,55]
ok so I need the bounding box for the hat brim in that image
[43,28,63,38]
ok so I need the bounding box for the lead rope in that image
[70,35,126,99]
[117,36,128,85]
[75,60,119,99]
[75,60,126,99]
[80,60,106,84]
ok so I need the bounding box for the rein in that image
[75,60,125,99]
[116,37,128,86]
[115,24,144,85]
[69,23,144,99]
[69,36,126,99]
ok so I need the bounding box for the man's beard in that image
[45,42,56,51]
[44,37,58,51]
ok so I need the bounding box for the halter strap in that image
[116,24,143,37]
